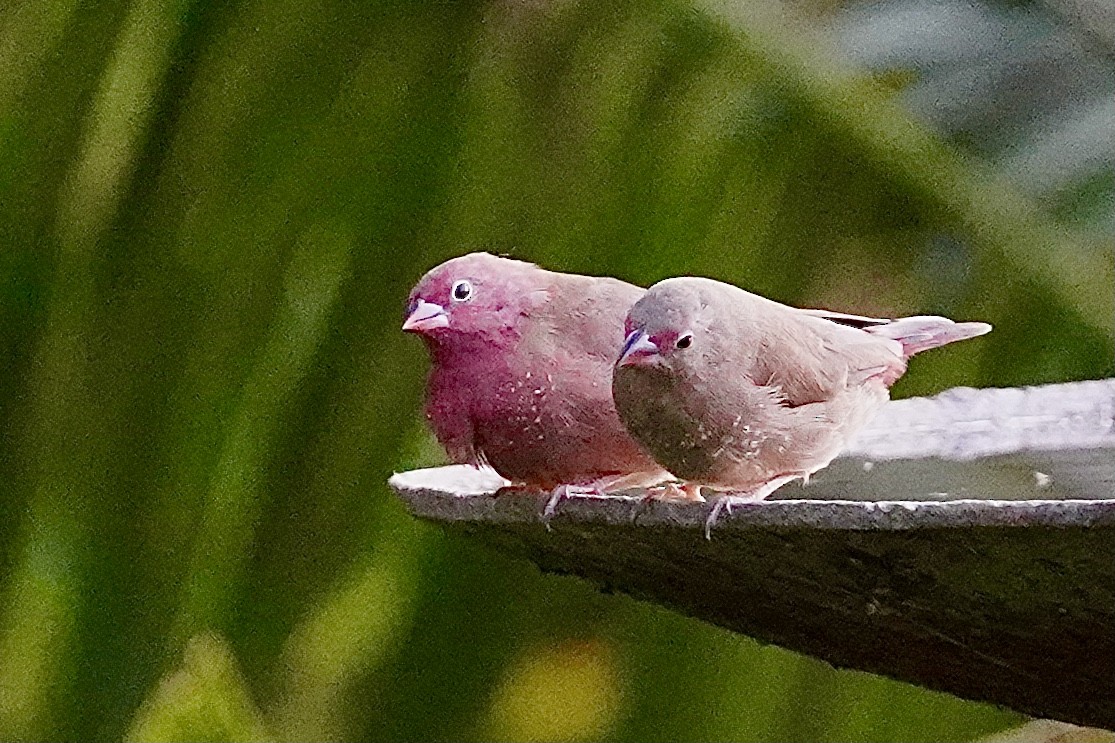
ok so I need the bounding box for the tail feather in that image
[864,315,992,358]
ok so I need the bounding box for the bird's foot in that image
[703,475,800,539]
[541,484,596,530]
[703,492,769,540]
[631,482,704,524]
[704,496,740,540]
[649,482,705,503]
[544,473,674,528]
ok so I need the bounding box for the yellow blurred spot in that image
[125,634,272,743]
[484,639,623,743]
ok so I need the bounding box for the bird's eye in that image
[451,279,474,302]
[675,333,693,349]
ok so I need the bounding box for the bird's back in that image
[697,278,905,404]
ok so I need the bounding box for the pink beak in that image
[617,329,660,366]
[403,299,449,333]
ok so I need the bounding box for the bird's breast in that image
[614,366,812,486]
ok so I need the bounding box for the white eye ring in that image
[451,279,474,303]
[675,333,693,349]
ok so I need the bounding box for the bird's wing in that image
[802,309,991,358]
[799,308,892,328]
[746,303,905,407]
[530,273,643,362]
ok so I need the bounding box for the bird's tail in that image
[865,316,992,358]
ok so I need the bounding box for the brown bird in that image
[403,252,670,517]
[611,276,991,537]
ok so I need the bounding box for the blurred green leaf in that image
[126,633,272,743]
[172,221,352,651]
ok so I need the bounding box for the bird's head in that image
[403,252,547,351]
[617,278,708,372]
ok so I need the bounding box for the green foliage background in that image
[0,0,1111,740]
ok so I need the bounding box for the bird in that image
[403,252,670,519]
[611,276,991,538]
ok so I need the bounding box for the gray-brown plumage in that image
[611,277,991,535]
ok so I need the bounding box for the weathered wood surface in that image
[389,379,1115,729]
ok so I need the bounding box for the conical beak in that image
[617,329,660,366]
[403,299,449,333]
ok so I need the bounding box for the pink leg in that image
[629,482,704,525]
[542,471,669,528]
[704,475,800,540]
[645,482,705,503]
[542,484,598,528]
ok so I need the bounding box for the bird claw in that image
[541,484,595,530]
[657,482,705,502]
[704,475,801,538]
[542,486,568,531]
[704,497,731,540]
[631,483,703,525]
[703,495,758,540]
[629,490,660,525]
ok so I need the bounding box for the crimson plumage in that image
[404,252,668,493]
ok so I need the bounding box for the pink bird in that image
[403,253,670,516]
[611,276,992,538]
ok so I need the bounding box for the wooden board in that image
[390,379,1115,728]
